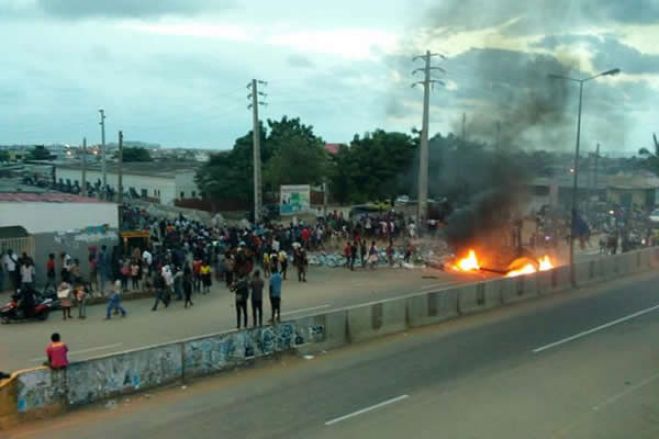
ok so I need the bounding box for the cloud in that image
[425,0,659,35]
[286,54,315,69]
[35,0,233,18]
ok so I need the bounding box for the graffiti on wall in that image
[16,369,66,412]
[66,345,182,406]
[184,322,312,377]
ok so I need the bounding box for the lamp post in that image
[549,68,620,286]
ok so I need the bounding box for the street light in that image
[549,68,621,286]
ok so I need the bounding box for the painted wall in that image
[0,202,118,234]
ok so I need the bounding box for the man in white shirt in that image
[2,250,18,291]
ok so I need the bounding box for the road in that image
[0,265,476,371]
[7,268,659,438]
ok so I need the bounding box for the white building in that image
[0,192,118,233]
[55,162,200,205]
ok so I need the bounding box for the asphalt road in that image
[8,268,659,439]
[0,265,474,371]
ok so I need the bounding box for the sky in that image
[1,0,658,155]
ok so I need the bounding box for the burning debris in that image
[447,249,555,277]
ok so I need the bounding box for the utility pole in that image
[593,143,600,198]
[99,109,107,195]
[81,137,87,196]
[117,130,124,206]
[412,50,446,227]
[495,121,502,152]
[247,79,267,224]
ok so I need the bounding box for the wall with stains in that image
[66,344,182,406]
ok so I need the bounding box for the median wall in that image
[2,247,657,429]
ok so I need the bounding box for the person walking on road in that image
[232,275,249,329]
[200,260,212,294]
[183,265,193,308]
[105,280,127,319]
[151,273,169,311]
[250,270,264,327]
[294,247,308,282]
[45,332,69,370]
[278,250,288,280]
[269,270,282,323]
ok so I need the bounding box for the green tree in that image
[116,147,152,162]
[196,124,267,202]
[0,150,9,162]
[330,130,417,204]
[263,117,329,189]
[29,145,51,160]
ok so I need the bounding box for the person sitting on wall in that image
[45,332,69,370]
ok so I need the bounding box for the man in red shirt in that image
[45,332,69,369]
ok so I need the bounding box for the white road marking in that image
[281,304,331,316]
[30,342,124,362]
[593,371,659,411]
[325,394,409,426]
[532,303,659,354]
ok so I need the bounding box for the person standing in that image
[60,252,72,284]
[232,275,249,329]
[2,250,18,292]
[75,284,87,319]
[97,245,112,295]
[20,258,35,291]
[294,247,308,282]
[360,239,367,268]
[192,256,202,293]
[278,249,288,280]
[200,260,212,294]
[57,282,73,320]
[45,253,57,290]
[130,258,141,291]
[269,270,282,323]
[105,280,127,319]
[88,252,98,294]
[350,241,358,271]
[368,241,379,269]
[45,333,69,370]
[250,270,264,327]
[183,265,193,308]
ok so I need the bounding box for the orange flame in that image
[506,255,554,277]
[452,249,480,272]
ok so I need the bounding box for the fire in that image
[506,255,555,278]
[452,249,480,272]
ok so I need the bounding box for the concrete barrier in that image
[457,281,501,315]
[183,323,301,378]
[499,276,536,304]
[15,368,66,417]
[575,260,597,285]
[407,289,459,328]
[67,344,182,406]
[347,299,407,343]
[292,309,348,352]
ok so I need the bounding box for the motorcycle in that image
[0,288,58,324]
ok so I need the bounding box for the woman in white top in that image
[20,259,35,291]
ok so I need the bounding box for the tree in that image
[115,147,152,162]
[29,145,51,160]
[263,117,329,189]
[329,130,417,204]
[0,150,8,162]
[196,117,330,205]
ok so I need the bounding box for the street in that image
[7,269,659,438]
[0,265,472,371]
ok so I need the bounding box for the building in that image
[55,161,200,205]
[0,181,119,289]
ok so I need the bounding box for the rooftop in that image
[0,192,109,203]
[55,160,200,178]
